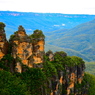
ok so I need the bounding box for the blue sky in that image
[0,0,95,14]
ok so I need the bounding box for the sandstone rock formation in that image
[9,27,45,72]
[45,51,86,95]
[0,23,87,95]
[0,22,8,59]
[31,30,45,68]
[9,25,33,72]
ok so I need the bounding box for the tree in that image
[83,73,95,95]
[21,68,46,95]
[0,70,30,95]
[0,22,5,29]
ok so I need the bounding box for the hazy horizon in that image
[0,0,95,15]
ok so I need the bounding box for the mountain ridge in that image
[0,11,95,61]
[0,11,95,33]
[46,19,95,61]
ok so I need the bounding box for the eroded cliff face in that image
[0,23,8,59]
[9,27,45,72]
[32,38,44,63]
[30,30,45,68]
[9,26,33,72]
[65,64,85,95]
[0,23,87,95]
[45,51,86,95]
[47,70,78,95]
[53,64,85,95]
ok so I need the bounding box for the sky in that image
[0,0,95,14]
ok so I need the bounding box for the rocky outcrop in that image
[52,63,85,95]
[31,30,45,68]
[0,23,86,95]
[9,26,33,72]
[46,50,54,61]
[45,51,86,95]
[9,27,45,72]
[0,22,8,59]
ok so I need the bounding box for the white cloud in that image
[0,0,95,14]
[62,24,65,26]
[54,25,60,27]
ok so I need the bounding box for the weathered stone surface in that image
[31,30,45,65]
[10,26,33,72]
[46,50,54,61]
[9,28,45,72]
[0,24,86,95]
[0,22,8,59]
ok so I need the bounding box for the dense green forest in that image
[0,51,95,95]
[0,69,95,94]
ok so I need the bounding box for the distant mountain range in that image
[46,19,95,61]
[0,11,95,61]
[0,11,95,36]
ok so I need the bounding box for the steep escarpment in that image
[9,26,45,72]
[0,22,89,95]
[45,51,86,95]
[29,30,45,67]
[9,25,33,72]
[0,22,8,59]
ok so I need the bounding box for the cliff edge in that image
[0,22,87,95]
